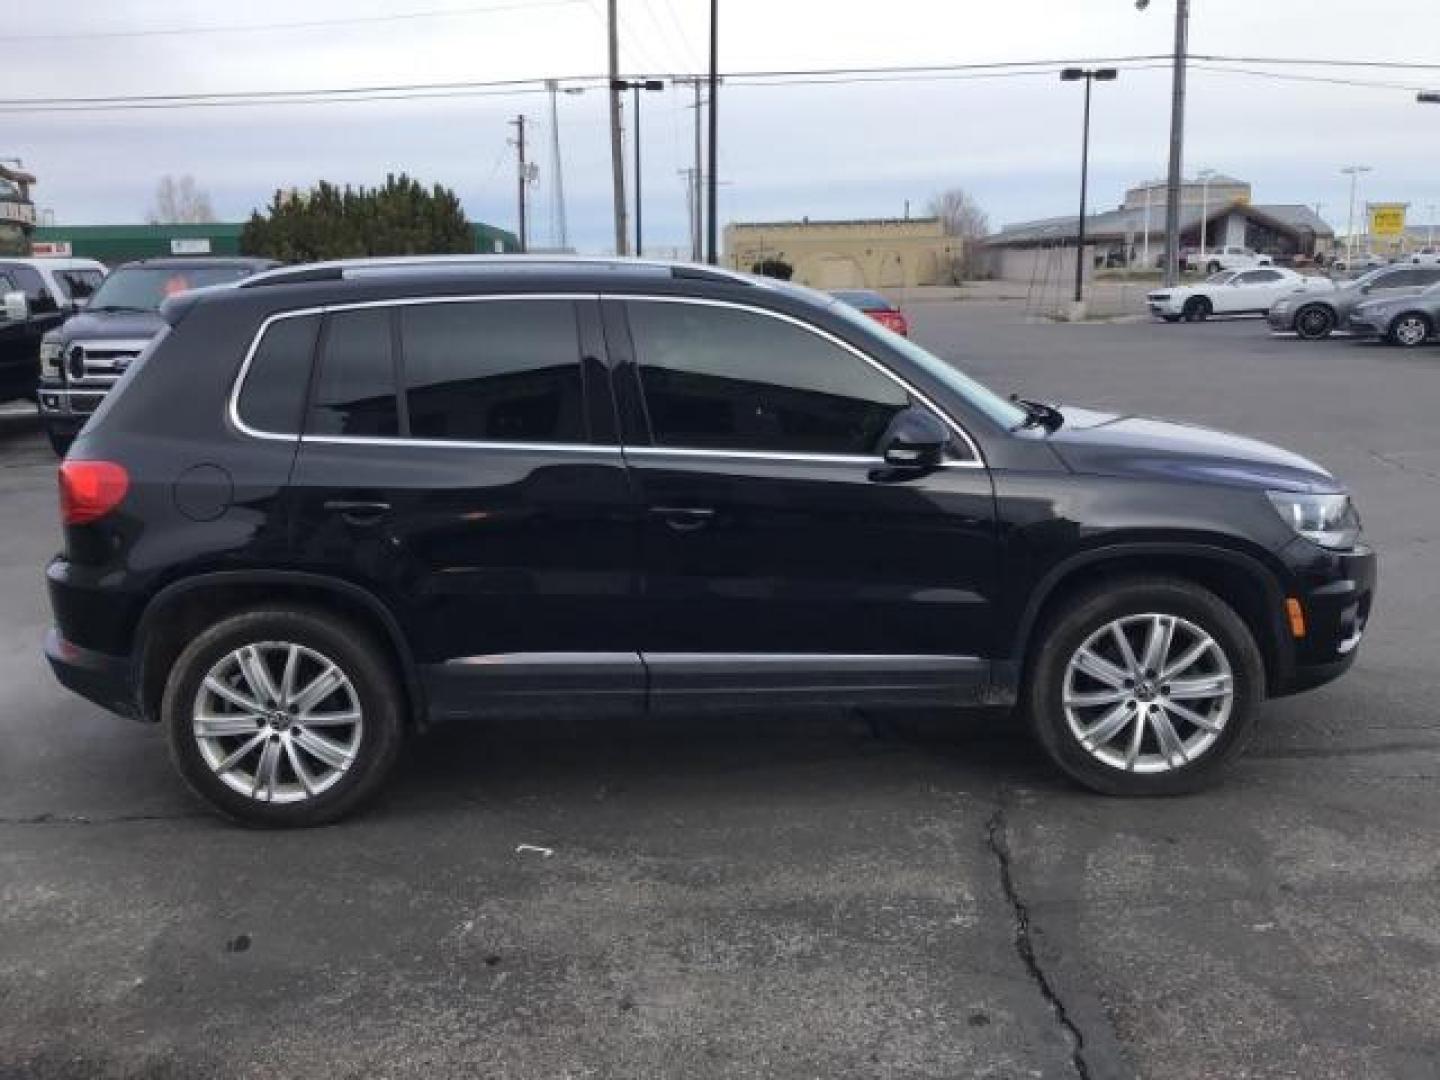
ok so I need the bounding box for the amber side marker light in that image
[1285,597,1307,639]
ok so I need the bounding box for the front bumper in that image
[1266,308,1296,331]
[1147,297,1182,317]
[45,627,137,719]
[1345,313,1385,336]
[36,379,105,434]
[1272,540,1377,697]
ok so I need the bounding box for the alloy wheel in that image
[1062,613,1234,774]
[1296,307,1332,338]
[192,642,363,803]
[1394,316,1429,347]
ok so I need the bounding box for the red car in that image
[829,289,909,336]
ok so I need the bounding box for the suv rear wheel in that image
[1024,578,1263,795]
[162,607,404,826]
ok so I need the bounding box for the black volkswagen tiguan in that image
[45,258,1376,825]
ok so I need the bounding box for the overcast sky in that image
[6,0,1438,252]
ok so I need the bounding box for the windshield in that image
[87,263,256,312]
[826,297,1026,429]
[1204,271,1237,285]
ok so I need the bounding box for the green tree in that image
[240,174,471,262]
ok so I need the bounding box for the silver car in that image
[1348,280,1440,347]
[1268,264,1440,340]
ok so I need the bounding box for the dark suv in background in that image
[37,256,276,454]
[45,258,1376,825]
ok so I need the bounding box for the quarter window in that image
[309,308,399,437]
[237,315,320,434]
[625,300,910,456]
[400,300,587,443]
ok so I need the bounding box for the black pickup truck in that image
[0,257,106,409]
[36,256,276,454]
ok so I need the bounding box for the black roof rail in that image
[237,255,767,290]
[238,265,344,288]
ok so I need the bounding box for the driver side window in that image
[624,300,912,457]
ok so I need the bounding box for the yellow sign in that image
[1369,203,1407,237]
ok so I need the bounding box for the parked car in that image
[1148,267,1332,322]
[1267,263,1440,340]
[1349,280,1440,347]
[1330,252,1389,274]
[45,256,1376,825]
[0,256,106,407]
[1184,247,1273,274]
[36,256,277,455]
[829,288,909,336]
[1410,248,1440,266]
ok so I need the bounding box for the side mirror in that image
[1,290,29,324]
[878,407,949,471]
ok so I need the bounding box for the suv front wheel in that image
[1024,578,1263,795]
[162,607,405,826]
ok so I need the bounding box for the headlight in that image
[1266,491,1361,550]
[39,339,63,379]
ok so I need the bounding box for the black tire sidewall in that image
[1294,305,1333,340]
[162,608,404,826]
[1184,297,1210,321]
[1390,314,1431,348]
[1025,579,1264,796]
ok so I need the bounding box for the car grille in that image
[65,339,152,387]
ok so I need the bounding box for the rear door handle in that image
[323,499,392,524]
[650,506,716,532]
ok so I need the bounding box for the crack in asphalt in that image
[986,800,1093,1080]
[0,810,208,826]
[1366,449,1440,484]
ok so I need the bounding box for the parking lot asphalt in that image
[2,308,1437,1080]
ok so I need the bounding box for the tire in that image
[1387,312,1432,348]
[1161,314,1181,323]
[1293,304,1335,341]
[1206,261,1221,274]
[46,428,74,458]
[1023,577,1264,796]
[1182,296,1212,322]
[162,607,405,826]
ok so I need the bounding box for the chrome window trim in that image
[228,291,987,470]
[611,293,985,467]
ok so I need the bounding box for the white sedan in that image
[1147,267,1333,323]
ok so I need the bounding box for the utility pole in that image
[690,78,704,260]
[1138,0,1189,287]
[705,0,719,265]
[613,79,664,256]
[545,80,571,251]
[509,115,528,253]
[607,0,628,255]
[1342,165,1372,262]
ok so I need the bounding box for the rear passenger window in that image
[309,309,399,437]
[237,315,319,434]
[400,300,587,443]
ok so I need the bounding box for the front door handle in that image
[650,506,716,532]
[323,499,392,525]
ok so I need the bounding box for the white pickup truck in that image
[1184,246,1273,274]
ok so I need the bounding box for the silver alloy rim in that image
[192,642,363,803]
[1062,613,1233,774]
[1395,317,1427,346]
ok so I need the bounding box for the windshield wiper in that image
[1009,395,1064,432]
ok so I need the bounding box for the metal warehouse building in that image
[30,221,520,265]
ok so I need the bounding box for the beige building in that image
[724,217,961,288]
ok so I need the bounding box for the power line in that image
[0,0,582,42]
[2,53,1435,113]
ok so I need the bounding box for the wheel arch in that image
[1007,543,1290,698]
[132,570,425,726]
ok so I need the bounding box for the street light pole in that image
[1061,67,1117,304]
[1342,165,1372,263]
[612,79,664,257]
[706,0,719,265]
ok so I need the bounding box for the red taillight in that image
[871,309,909,336]
[59,460,129,525]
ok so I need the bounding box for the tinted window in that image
[1238,270,1281,284]
[401,300,587,443]
[237,315,320,434]
[309,309,399,437]
[626,300,910,455]
[7,265,55,311]
[87,264,257,313]
[1417,267,1440,285]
